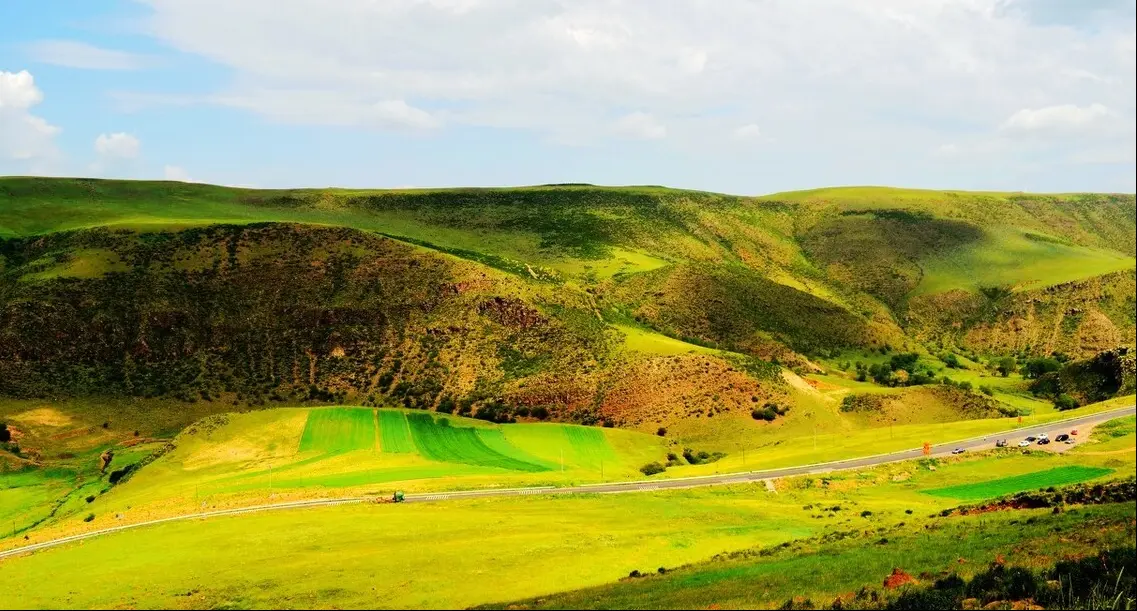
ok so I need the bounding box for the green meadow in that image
[1,439,1132,610]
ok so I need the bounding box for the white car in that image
[1018,440,1032,448]
[1039,433,1049,439]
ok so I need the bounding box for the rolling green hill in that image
[1,177,1134,429]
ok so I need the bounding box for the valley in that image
[1,178,1134,609]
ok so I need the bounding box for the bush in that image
[85,495,96,503]
[83,513,95,523]
[656,427,667,437]
[979,385,994,396]
[993,356,1017,377]
[639,462,666,476]
[1024,357,1062,379]
[965,565,1038,604]
[1054,393,1079,411]
[752,407,777,421]
[436,396,457,414]
[0,423,9,443]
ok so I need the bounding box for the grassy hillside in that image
[1,177,1133,431]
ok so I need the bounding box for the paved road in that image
[2,405,1132,560]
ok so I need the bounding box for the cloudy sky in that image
[1,0,1134,194]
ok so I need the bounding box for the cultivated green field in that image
[378,409,415,453]
[924,465,1114,501]
[298,407,377,454]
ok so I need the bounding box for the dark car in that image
[995,439,1008,448]
[1055,434,1070,442]
[1037,438,1051,445]
[1025,436,1038,442]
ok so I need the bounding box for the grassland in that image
[913,226,1136,296]
[1,438,1132,610]
[485,502,1136,610]
[2,178,1133,439]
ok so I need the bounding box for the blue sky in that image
[2,0,1134,194]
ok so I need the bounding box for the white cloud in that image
[163,165,192,181]
[732,124,763,141]
[613,112,666,140]
[677,49,708,74]
[105,1,1135,188]
[1000,103,1115,134]
[25,40,154,70]
[372,100,441,129]
[0,70,61,166]
[95,132,141,159]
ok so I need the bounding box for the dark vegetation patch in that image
[607,263,878,357]
[801,212,984,308]
[1030,346,1135,408]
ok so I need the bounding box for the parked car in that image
[1025,436,1037,442]
[1065,439,1076,445]
[1018,440,1032,448]
[1037,438,1051,445]
[952,448,966,454]
[1039,432,1049,439]
[996,439,1008,448]
[1070,429,1079,436]
[1055,434,1070,442]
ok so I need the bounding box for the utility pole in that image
[560,449,564,472]
[600,459,604,482]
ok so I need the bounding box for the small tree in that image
[639,462,666,476]
[656,427,667,437]
[0,423,10,443]
[994,357,1017,377]
[1023,357,1061,379]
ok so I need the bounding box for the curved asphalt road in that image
[2,405,1132,560]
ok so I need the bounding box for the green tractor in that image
[392,490,405,503]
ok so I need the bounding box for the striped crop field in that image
[923,465,1113,501]
[405,413,551,472]
[298,407,377,454]
[378,409,415,453]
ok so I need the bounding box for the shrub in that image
[941,353,964,369]
[752,407,777,421]
[1024,357,1062,379]
[85,495,96,503]
[993,356,1017,377]
[83,513,95,523]
[656,427,667,437]
[0,423,9,443]
[1054,394,1079,411]
[639,462,666,476]
[979,385,994,396]
[436,396,457,414]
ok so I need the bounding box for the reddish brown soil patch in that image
[883,568,917,589]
